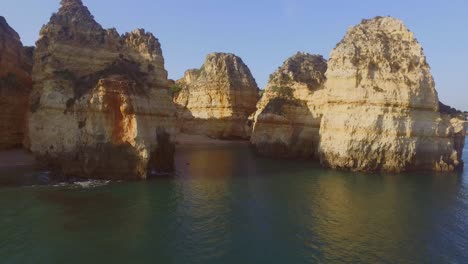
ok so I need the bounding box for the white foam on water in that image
[51,180,111,189]
[73,180,110,188]
[52,182,69,187]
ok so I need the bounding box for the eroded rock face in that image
[174,53,259,139]
[0,16,33,149]
[250,53,327,158]
[27,0,177,180]
[318,16,467,172]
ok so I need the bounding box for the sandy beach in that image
[0,135,245,169]
[175,133,250,146]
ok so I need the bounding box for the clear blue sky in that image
[2,0,467,110]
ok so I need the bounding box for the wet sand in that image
[0,135,246,168]
[175,133,249,146]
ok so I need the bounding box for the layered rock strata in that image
[174,53,259,139]
[318,16,467,172]
[0,17,33,149]
[250,53,327,158]
[27,0,177,179]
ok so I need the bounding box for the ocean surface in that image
[1,139,468,264]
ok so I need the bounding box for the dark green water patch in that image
[0,141,468,263]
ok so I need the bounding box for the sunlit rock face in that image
[27,0,177,180]
[250,53,327,158]
[174,53,260,139]
[318,16,467,172]
[0,16,33,149]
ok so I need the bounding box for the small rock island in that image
[0,0,466,180]
[250,52,328,159]
[174,53,259,139]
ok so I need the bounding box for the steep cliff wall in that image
[27,0,177,179]
[174,53,259,139]
[250,53,327,158]
[0,16,33,149]
[318,17,467,172]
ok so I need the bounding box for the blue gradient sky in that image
[2,0,467,110]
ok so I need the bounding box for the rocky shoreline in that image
[0,0,466,180]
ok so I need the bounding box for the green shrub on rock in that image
[270,85,293,98]
[169,85,182,95]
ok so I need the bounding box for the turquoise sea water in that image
[1,140,468,264]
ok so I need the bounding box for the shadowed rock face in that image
[0,16,33,149]
[27,0,177,180]
[250,53,327,159]
[318,16,467,172]
[174,52,259,139]
[438,101,464,118]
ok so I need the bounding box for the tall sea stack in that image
[318,17,467,172]
[0,16,33,149]
[27,0,178,179]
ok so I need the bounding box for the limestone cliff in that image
[174,53,259,139]
[318,16,467,172]
[0,16,33,149]
[27,0,177,180]
[250,53,327,158]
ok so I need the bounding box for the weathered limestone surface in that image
[174,53,259,139]
[250,53,327,158]
[0,16,33,149]
[27,0,177,180]
[318,17,467,172]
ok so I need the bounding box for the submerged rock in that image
[27,0,177,180]
[174,53,259,139]
[250,53,327,158]
[318,16,467,172]
[0,16,33,149]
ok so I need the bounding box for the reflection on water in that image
[297,171,464,263]
[172,146,237,263]
[0,140,468,263]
